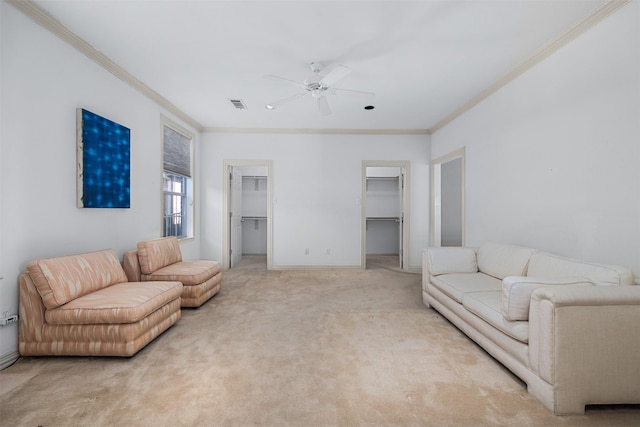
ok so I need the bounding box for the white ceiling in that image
[27,0,609,132]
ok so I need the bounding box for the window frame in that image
[161,116,195,240]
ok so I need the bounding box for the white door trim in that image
[222,159,273,269]
[361,160,411,271]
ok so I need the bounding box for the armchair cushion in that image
[27,249,128,310]
[137,237,182,275]
[142,260,221,286]
[45,281,183,325]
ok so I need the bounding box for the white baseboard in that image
[270,264,362,271]
[0,350,20,371]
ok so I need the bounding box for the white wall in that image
[0,4,200,366]
[200,133,430,269]
[431,2,640,277]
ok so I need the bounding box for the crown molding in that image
[7,0,204,132]
[9,0,628,137]
[430,0,631,134]
[201,127,431,135]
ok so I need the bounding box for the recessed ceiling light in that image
[364,105,375,110]
[265,104,275,110]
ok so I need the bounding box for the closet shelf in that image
[241,216,267,221]
[366,216,401,222]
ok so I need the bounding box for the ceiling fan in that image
[264,62,375,116]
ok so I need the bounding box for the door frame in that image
[222,159,273,270]
[431,147,465,247]
[361,160,410,271]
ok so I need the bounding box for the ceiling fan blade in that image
[265,92,308,109]
[317,95,332,116]
[264,75,306,89]
[330,88,376,98]
[319,64,351,87]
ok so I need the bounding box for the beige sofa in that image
[422,242,640,415]
[123,237,222,308]
[19,249,183,357]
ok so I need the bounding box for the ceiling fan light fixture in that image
[263,62,375,115]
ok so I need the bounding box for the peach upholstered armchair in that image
[123,237,222,308]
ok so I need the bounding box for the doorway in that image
[431,148,465,247]
[223,160,273,270]
[361,161,410,271]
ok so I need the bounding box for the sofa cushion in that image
[477,242,535,280]
[502,276,595,321]
[137,237,183,275]
[462,291,529,343]
[430,273,501,304]
[527,253,634,285]
[142,260,221,286]
[27,249,128,310]
[426,247,478,276]
[45,281,183,325]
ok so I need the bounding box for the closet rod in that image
[366,216,400,222]
[241,175,267,179]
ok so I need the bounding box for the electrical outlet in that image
[0,314,18,326]
[325,249,331,255]
[305,248,310,255]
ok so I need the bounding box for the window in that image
[162,120,194,239]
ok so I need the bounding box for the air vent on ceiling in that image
[229,99,248,110]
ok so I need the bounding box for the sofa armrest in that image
[528,286,640,414]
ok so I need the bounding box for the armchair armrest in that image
[528,285,640,414]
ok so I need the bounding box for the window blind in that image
[163,126,191,177]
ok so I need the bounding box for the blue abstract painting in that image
[77,109,130,208]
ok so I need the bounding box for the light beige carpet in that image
[1,255,639,426]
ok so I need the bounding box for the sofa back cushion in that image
[27,249,128,310]
[137,237,182,275]
[426,247,478,276]
[527,252,634,285]
[502,276,595,321]
[477,242,535,280]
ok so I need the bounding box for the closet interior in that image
[365,166,403,268]
[240,167,268,257]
